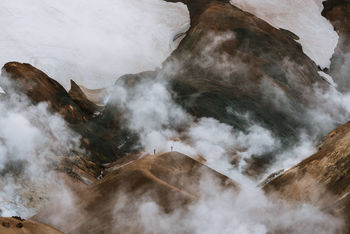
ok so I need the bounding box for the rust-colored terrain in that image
[264,121,350,231]
[34,152,235,234]
[0,217,63,234]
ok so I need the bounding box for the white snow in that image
[0,0,189,89]
[230,0,339,69]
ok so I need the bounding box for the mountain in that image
[106,0,332,171]
[263,120,350,232]
[1,62,138,163]
[33,152,235,234]
[0,1,333,165]
[164,0,326,141]
[0,0,350,233]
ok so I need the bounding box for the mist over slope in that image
[0,0,350,233]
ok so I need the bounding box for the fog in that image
[134,174,343,234]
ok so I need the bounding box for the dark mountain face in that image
[322,0,350,92]
[165,0,229,20]
[164,1,326,142]
[104,0,331,172]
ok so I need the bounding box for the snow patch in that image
[230,0,338,69]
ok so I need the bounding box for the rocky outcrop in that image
[33,152,236,233]
[322,0,350,91]
[165,0,228,20]
[68,80,102,116]
[55,155,102,186]
[76,85,107,106]
[1,62,88,123]
[264,121,350,232]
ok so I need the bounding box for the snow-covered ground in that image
[0,0,189,89]
[230,0,338,69]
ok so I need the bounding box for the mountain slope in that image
[1,62,138,163]
[105,0,331,171]
[165,0,326,142]
[33,152,235,234]
[0,217,63,234]
[264,121,350,232]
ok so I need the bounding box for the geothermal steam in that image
[0,77,82,217]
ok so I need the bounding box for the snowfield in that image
[0,0,339,89]
[0,0,189,89]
